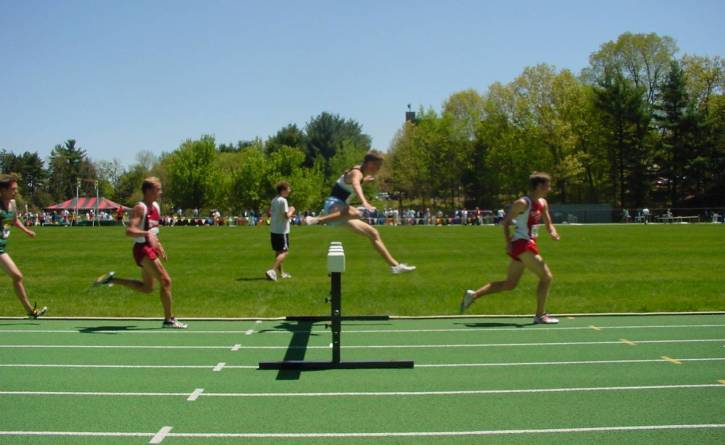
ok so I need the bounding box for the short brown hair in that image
[0,174,18,190]
[363,151,384,165]
[276,181,290,193]
[141,176,161,193]
[529,172,551,190]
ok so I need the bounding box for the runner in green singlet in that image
[0,174,47,318]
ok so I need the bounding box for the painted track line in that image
[150,426,173,444]
[1,323,724,335]
[0,424,724,441]
[1,383,722,399]
[2,357,724,371]
[1,338,723,351]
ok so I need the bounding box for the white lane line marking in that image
[2,324,724,335]
[186,388,204,401]
[1,424,724,440]
[620,338,637,346]
[0,384,722,399]
[169,423,725,438]
[416,358,725,367]
[661,356,683,365]
[0,391,187,397]
[244,330,254,336]
[590,325,601,331]
[255,320,263,324]
[0,431,151,438]
[201,384,725,398]
[149,426,172,444]
[1,339,723,351]
[212,363,225,372]
[0,363,257,369]
[1,357,724,370]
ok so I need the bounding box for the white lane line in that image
[0,364,213,369]
[0,384,722,400]
[264,324,725,334]
[0,363,257,369]
[202,384,725,398]
[340,339,725,349]
[590,325,602,331]
[0,345,234,350]
[187,388,204,401]
[0,391,187,397]
[212,363,225,372]
[2,424,724,440]
[416,358,725,368]
[620,338,637,346]
[661,356,683,365]
[149,426,173,444]
[1,324,724,335]
[245,330,255,336]
[170,423,725,438]
[0,431,151,438]
[1,357,724,370]
[1,338,724,350]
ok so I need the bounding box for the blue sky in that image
[1,0,723,167]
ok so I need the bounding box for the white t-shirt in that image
[270,196,290,234]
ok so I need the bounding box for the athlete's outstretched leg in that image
[0,253,33,315]
[142,258,173,321]
[345,219,399,266]
[109,267,154,294]
[472,259,525,299]
[518,252,554,317]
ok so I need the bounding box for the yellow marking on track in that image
[590,325,601,331]
[661,356,682,365]
[620,338,637,346]
[718,380,725,385]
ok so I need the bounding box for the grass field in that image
[0,315,723,443]
[0,224,723,318]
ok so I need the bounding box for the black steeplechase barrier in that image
[259,242,414,370]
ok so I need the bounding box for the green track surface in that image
[0,224,723,317]
[0,315,723,444]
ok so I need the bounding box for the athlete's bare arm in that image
[10,200,36,238]
[541,199,560,240]
[348,169,375,213]
[125,204,146,238]
[126,204,163,255]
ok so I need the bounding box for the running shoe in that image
[281,272,292,279]
[93,271,115,287]
[265,269,278,281]
[28,303,48,319]
[391,263,416,274]
[533,314,559,324]
[460,290,475,314]
[162,318,188,329]
[304,216,319,225]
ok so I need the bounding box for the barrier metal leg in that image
[259,272,413,370]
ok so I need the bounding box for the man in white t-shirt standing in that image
[266,181,296,281]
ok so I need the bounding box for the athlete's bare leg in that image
[111,267,154,294]
[345,219,399,267]
[140,258,173,320]
[0,253,33,314]
[272,250,288,275]
[518,251,554,317]
[316,204,360,224]
[471,259,525,301]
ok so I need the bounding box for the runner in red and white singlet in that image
[93,177,187,329]
[460,172,561,324]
